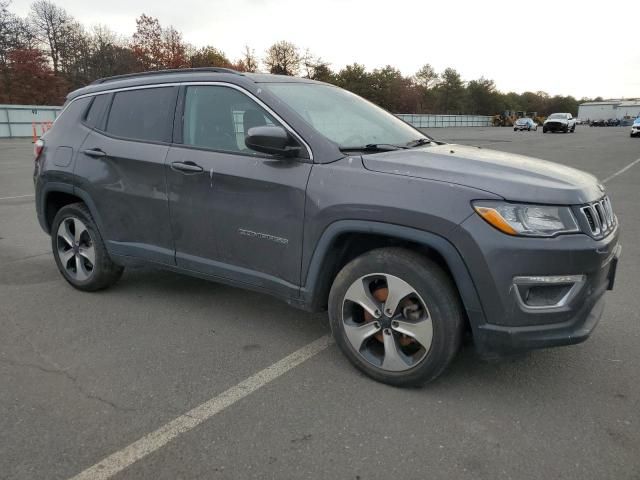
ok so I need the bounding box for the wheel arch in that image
[300,220,486,332]
[40,184,106,237]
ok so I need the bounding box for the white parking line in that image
[603,157,640,183]
[0,193,34,200]
[68,334,332,480]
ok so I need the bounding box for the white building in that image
[578,100,640,121]
[615,101,640,120]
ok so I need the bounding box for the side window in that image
[84,93,111,129]
[105,87,176,142]
[183,85,277,153]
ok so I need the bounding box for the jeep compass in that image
[33,68,621,386]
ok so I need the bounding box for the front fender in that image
[300,220,486,333]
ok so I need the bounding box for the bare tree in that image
[239,45,258,72]
[1,1,35,65]
[57,20,91,86]
[264,40,300,76]
[30,0,71,73]
[301,49,331,81]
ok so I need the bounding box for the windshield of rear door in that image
[263,82,430,149]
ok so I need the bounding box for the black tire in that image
[51,202,124,291]
[328,248,464,387]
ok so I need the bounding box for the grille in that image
[579,196,615,237]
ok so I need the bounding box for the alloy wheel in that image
[56,217,95,281]
[341,273,433,372]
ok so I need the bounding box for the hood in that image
[362,144,603,205]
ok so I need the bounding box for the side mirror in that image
[245,126,301,158]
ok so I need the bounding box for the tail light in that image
[34,139,44,162]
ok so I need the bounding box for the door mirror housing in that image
[245,126,301,158]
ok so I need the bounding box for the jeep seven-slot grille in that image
[579,196,615,237]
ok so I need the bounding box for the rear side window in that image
[105,87,176,142]
[84,94,111,129]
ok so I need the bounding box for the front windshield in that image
[549,113,566,119]
[264,83,429,149]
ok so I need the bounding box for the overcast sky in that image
[10,0,640,98]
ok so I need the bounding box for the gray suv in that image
[34,68,621,386]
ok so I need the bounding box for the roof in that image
[579,101,621,106]
[617,101,640,107]
[579,99,640,107]
[67,68,325,101]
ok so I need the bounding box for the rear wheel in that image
[328,248,464,387]
[51,203,124,291]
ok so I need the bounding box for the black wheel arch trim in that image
[300,220,487,332]
[37,182,75,234]
[38,183,107,238]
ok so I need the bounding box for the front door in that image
[165,84,312,297]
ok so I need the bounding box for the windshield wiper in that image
[366,143,408,150]
[406,138,432,148]
[339,143,410,153]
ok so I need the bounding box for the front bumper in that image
[631,127,640,136]
[454,214,621,354]
[544,122,568,131]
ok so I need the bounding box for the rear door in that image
[75,86,178,265]
[165,84,312,297]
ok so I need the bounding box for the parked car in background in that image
[631,117,640,137]
[513,118,537,131]
[543,113,576,133]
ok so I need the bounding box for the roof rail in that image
[90,67,242,85]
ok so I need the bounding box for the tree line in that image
[1,0,595,114]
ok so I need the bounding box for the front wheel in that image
[328,248,464,387]
[51,203,124,291]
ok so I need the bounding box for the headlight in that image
[473,201,579,237]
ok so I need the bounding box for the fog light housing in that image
[513,275,585,310]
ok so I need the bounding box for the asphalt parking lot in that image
[1,126,639,480]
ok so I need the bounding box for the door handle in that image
[83,148,106,158]
[171,161,204,174]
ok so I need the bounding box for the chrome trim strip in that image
[512,274,586,311]
[579,196,616,238]
[62,81,314,161]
